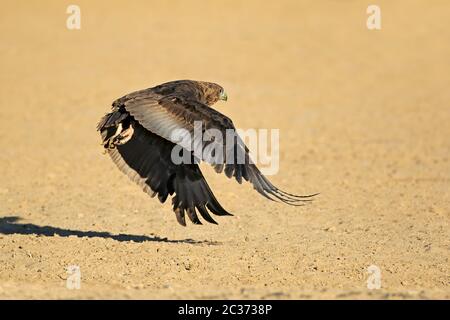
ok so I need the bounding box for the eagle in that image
[97,80,316,226]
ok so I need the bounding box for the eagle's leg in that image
[112,122,134,146]
[102,123,123,149]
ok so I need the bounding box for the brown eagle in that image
[97,80,316,226]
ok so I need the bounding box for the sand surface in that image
[0,0,449,299]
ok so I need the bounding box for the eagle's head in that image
[198,81,227,105]
[155,80,227,106]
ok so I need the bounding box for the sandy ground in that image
[0,0,449,299]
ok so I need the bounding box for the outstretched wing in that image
[116,93,317,205]
[100,114,231,226]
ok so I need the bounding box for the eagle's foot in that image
[101,123,134,151]
[112,123,134,146]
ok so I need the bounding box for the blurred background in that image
[0,0,448,299]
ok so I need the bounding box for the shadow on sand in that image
[0,216,219,245]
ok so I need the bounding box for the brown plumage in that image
[97,80,316,226]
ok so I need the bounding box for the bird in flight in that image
[97,80,316,226]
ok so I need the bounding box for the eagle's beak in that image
[220,91,228,101]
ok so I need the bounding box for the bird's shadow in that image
[0,216,219,245]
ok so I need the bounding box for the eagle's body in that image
[98,80,315,226]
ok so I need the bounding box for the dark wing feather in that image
[102,116,231,226]
[220,132,318,205]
